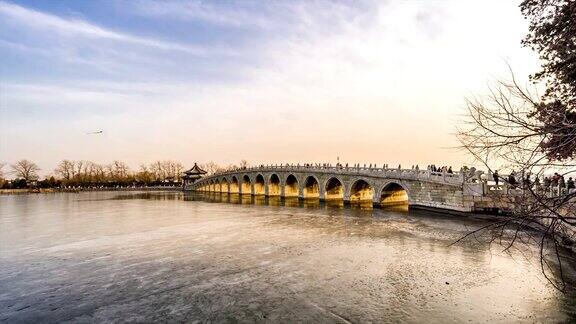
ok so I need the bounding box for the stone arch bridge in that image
[185,165,482,212]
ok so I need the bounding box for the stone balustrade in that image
[203,164,465,186]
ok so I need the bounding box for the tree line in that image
[0,159,183,189]
[0,159,249,189]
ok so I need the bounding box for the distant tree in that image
[11,159,40,183]
[149,161,164,181]
[200,161,221,175]
[159,160,184,182]
[92,163,106,183]
[0,162,5,179]
[11,178,27,189]
[74,160,85,183]
[54,160,76,181]
[111,161,130,180]
[0,162,5,187]
[173,161,184,181]
[136,164,154,184]
[239,159,249,168]
[38,176,60,188]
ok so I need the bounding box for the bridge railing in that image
[193,164,466,185]
[484,183,576,198]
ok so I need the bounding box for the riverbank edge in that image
[412,204,576,255]
[0,187,182,195]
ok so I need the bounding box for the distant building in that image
[182,163,207,188]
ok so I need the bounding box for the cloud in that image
[0,0,541,171]
[0,1,226,55]
[127,0,274,29]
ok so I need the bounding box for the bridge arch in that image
[303,175,320,198]
[241,175,251,194]
[379,181,410,206]
[349,179,374,202]
[220,178,229,193]
[254,174,266,195]
[284,174,299,197]
[268,174,281,196]
[230,176,240,194]
[324,177,344,200]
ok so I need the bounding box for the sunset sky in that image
[0,0,541,175]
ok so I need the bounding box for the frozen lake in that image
[0,191,574,322]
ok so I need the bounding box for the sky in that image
[0,0,541,176]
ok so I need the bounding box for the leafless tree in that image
[200,161,221,175]
[457,74,576,291]
[136,164,154,183]
[160,160,184,181]
[54,160,76,181]
[11,159,41,182]
[149,161,164,180]
[111,161,130,179]
[91,163,106,183]
[144,160,184,181]
[0,162,5,179]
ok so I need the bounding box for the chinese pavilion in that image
[182,163,207,187]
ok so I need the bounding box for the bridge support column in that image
[343,193,351,204]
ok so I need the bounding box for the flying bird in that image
[86,130,103,135]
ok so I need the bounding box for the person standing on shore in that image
[493,170,499,186]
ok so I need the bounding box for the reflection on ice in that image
[180,192,408,212]
[0,191,573,323]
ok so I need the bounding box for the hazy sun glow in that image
[0,0,540,174]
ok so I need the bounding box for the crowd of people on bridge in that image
[238,162,463,174]
[427,165,454,174]
[491,170,575,195]
[281,163,461,174]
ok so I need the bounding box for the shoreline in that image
[0,187,182,195]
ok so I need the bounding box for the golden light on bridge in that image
[350,180,374,202]
[380,183,409,206]
[241,175,251,194]
[325,177,344,200]
[303,176,319,199]
[230,176,240,194]
[269,174,281,196]
[254,174,266,195]
[285,175,299,197]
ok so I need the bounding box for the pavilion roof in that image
[184,163,207,175]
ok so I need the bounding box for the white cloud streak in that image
[128,0,274,29]
[0,1,226,55]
